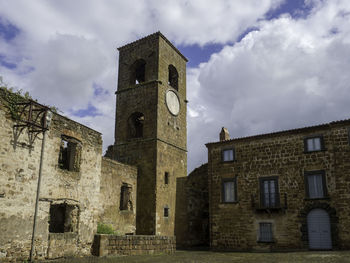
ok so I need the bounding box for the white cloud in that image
[187,0,350,172]
[2,0,349,174]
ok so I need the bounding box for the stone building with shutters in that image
[206,121,350,251]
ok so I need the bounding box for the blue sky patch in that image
[0,17,20,41]
[71,103,101,117]
[93,83,109,97]
[0,54,17,69]
[265,0,313,20]
[178,43,225,68]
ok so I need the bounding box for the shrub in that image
[97,223,116,235]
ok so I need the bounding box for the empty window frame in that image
[305,170,327,199]
[130,59,146,84]
[222,148,235,162]
[164,172,169,185]
[304,136,324,152]
[221,178,237,203]
[259,177,280,208]
[58,136,82,172]
[168,65,179,90]
[164,206,169,217]
[259,222,273,242]
[120,183,133,211]
[49,203,78,233]
[128,112,145,138]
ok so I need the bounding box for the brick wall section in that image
[0,98,102,262]
[206,121,350,251]
[93,235,175,256]
[100,157,137,234]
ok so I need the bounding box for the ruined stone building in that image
[206,122,350,251]
[0,32,191,262]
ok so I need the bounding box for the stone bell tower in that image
[113,32,187,235]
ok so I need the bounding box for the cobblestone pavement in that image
[42,250,350,263]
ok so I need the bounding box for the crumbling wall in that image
[99,157,137,235]
[0,101,102,262]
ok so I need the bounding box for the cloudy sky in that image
[1,0,350,173]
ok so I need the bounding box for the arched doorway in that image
[307,208,332,249]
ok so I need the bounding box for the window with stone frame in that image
[168,64,179,90]
[164,172,169,185]
[164,206,169,217]
[221,178,237,203]
[58,135,82,172]
[130,59,146,85]
[304,135,324,152]
[128,112,145,138]
[258,222,273,242]
[259,177,280,208]
[222,148,235,162]
[49,203,79,233]
[304,170,328,199]
[120,183,133,211]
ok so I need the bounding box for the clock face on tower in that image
[165,90,180,116]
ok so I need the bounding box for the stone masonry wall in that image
[93,234,175,256]
[100,157,137,235]
[0,99,102,262]
[175,164,209,248]
[207,121,350,251]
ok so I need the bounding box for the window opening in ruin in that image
[164,172,169,184]
[259,177,280,208]
[222,148,234,162]
[128,112,144,138]
[305,171,327,199]
[120,183,133,211]
[221,178,237,203]
[49,203,78,233]
[304,136,324,152]
[259,222,273,242]
[168,65,178,90]
[164,206,169,217]
[58,135,82,172]
[130,59,146,85]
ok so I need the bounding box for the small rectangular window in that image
[259,222,273,242]
[58,136,82,172]
[221,178,237,203]
[164,207,169,217]
[120,183,133,211]
[305,171,327,199]
[222,148,234,162]
[304,136,323,152]
[164,172,169,184]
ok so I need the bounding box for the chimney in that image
[220,127,230,141]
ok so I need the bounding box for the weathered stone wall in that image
[175,164,209,248]
[99,157,137,235]
[0,101,102,262]
[207,121,350,251]
[93,234,175,256]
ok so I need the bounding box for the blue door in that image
[307,209,332,250]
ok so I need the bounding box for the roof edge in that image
[117,31,188,62]
[206,118,350,147]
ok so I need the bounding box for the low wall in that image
[93,235,175,256]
